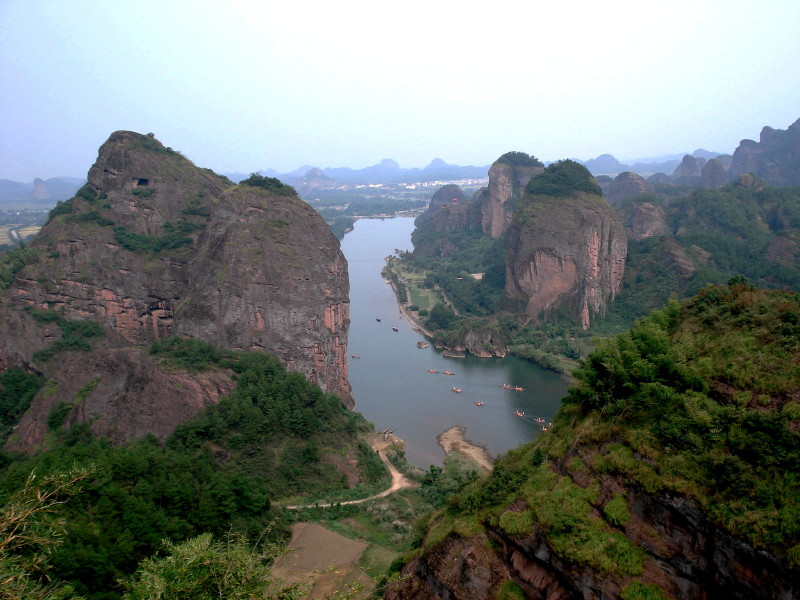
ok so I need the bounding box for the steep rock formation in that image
[427,184,465,215]
[729,118,800,186]
[625,202,668,240]
[700,157,727,189]
[672,154,705,180]
[388,485,796,600]
[0,131,351,453]
[605,171,652,207]
[502,191,626,330]
[481,160,544,239]
[412,186,482,257]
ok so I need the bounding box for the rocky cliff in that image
[481,153,544,239]
[501,161,626,329]
[729,117,800,187]
[605,172,652,207]
[387,283,800,599]
[427,184,466,215]
[0,131,351,453]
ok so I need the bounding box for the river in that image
[341,217,570,468]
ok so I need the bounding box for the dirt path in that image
[284,434,416,510]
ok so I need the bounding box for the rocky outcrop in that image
[502,191,626,329]
[700,158,727,189]
[625,202,668,240]
[0,131,352,453]
[412,187,482,257]
[427,184,466,215]
[729,118,800,186]
[605,172,652,207]
[388,482,797,600]
[481,161,544,239]
[672,154,705,180]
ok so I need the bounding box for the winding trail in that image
[283,434,416,510]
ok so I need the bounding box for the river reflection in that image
[341,217,570,468]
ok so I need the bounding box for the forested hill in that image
[603,182,800,330]
[387,280,800,599]
[0,338,388,599]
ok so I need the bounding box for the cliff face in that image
[481,162,544,238]
[605,171,652,207]
[1,131,351,453]
[427,184,466,215]
[502,192,626,329]
[388,482,795,600]
[729,118,800,186]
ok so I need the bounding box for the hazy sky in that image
[2,0,799,181]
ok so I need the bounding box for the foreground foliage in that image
[416,281,800,587]
[0,339,384,599]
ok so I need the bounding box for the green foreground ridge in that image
[395,279,798,597]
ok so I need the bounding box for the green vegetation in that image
[25,307,105,362]
[409,282,800,584]
[525,159,602,197]
[0,368,43,446]
[0,245,39,290]
[240,172,297,197]
[495,151,543,168]
[0,466,94,600]
[0,338,386,599]
[121,532,300,600]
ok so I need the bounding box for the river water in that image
[341,217,570,468]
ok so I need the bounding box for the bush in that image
[526,160,602,197]
[239,173,296,197]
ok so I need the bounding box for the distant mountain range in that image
[0,151,727,203]
[224,158,491,186]
[222,150,730,187]
[0,176,85,205]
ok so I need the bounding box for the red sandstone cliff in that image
[502,191,626,330]
[0,131,351,453]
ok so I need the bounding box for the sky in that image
[1,0,799,181]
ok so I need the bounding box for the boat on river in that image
[514,410,525,417]
[443,371,455,376]
[474,401,484,406]
[451,388,462,393]
[427,369,439,373]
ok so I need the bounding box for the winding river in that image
[341,217,570,469]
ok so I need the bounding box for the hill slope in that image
[387,281,800,599]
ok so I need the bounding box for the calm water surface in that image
[341,217,570,468]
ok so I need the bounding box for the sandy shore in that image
[437,426,493,472]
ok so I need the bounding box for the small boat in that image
[427,369,439,374]
[514,410,525,417]
[542,427,549,431]
[392,327,399,332]
[350,355,360,359]
[502,384,512,389]
[474,401,484,406]
[535,418,545,423]
[451,388,462,393]
[443,371,455,376]
[376,318,381,322]
[514,386,525,391]
[417,341,430,348]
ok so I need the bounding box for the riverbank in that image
[383,270,436,338]
[437,426,493,472]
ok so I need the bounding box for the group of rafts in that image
[425,370,550,430]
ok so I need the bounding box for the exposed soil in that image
[437,425,494,471]
[271,522,372,599]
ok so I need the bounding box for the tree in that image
[121,532,301,600]
[0,466,93,600]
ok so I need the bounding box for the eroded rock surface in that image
[1,131,352,453]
